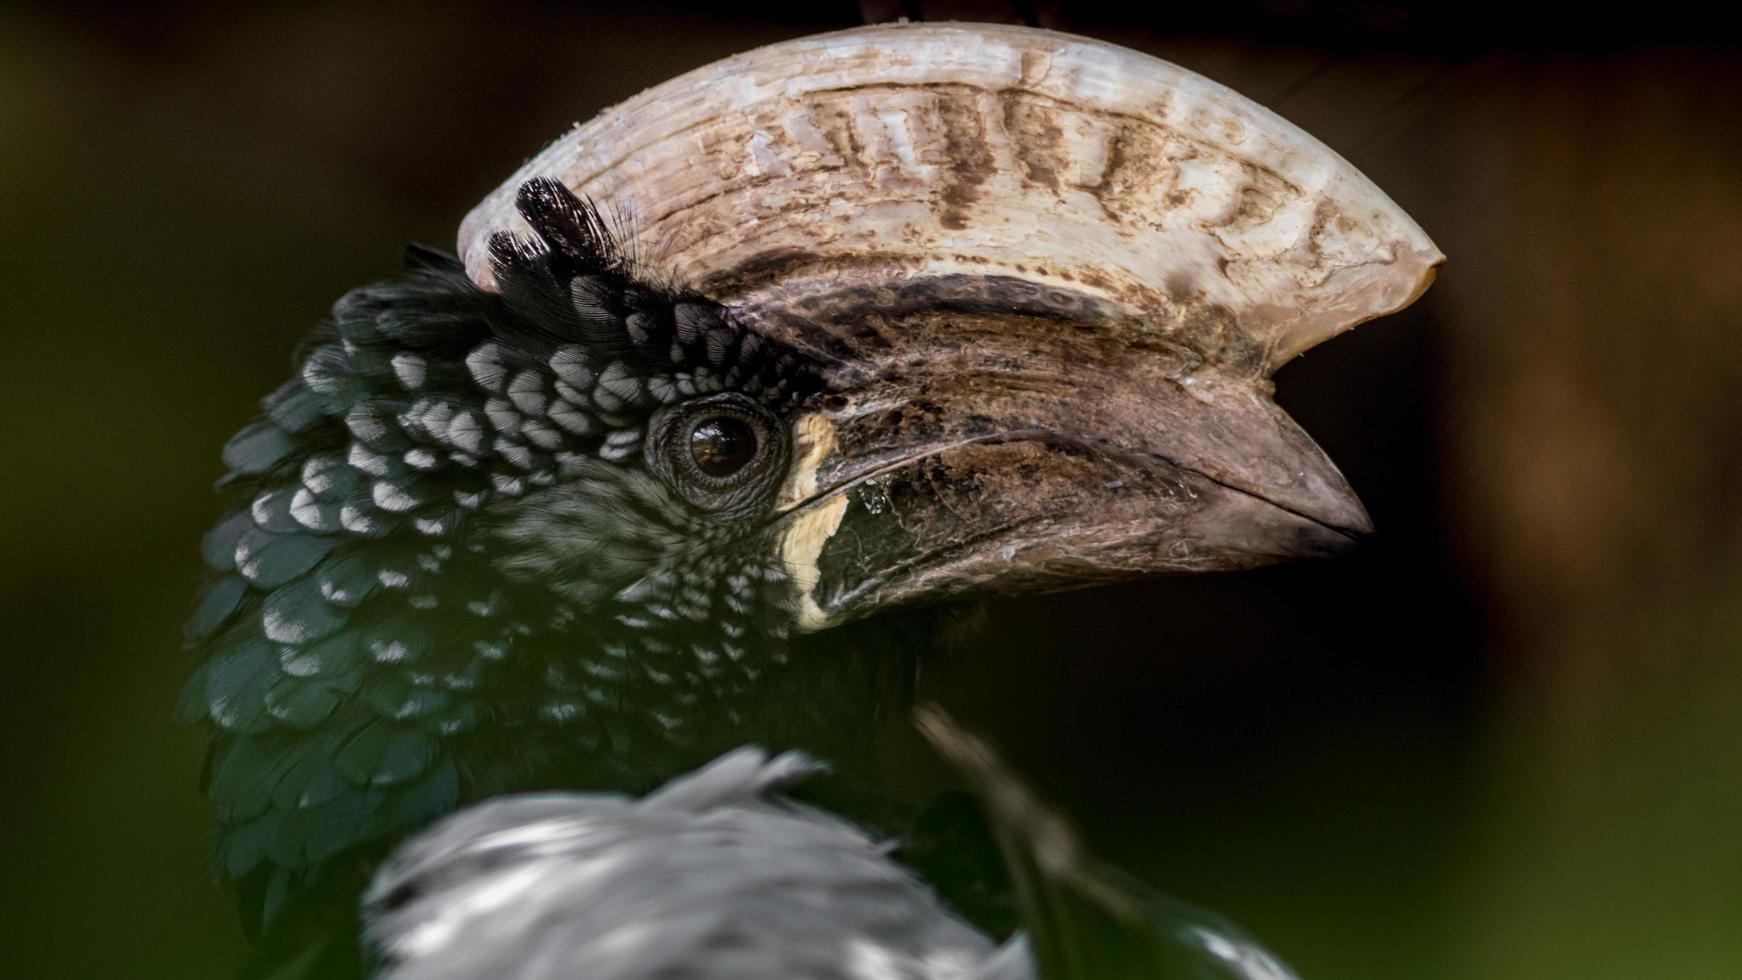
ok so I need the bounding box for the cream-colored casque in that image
[459,22,1441,377]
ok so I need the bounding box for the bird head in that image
[181,23,1439,900]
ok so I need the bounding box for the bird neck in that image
[441,598,933,804]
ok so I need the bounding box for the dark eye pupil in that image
[689,417,757,477]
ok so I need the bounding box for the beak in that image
[767,314,1369,631]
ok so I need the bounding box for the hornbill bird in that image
[178,23,1440,979]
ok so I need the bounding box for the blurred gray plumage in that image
[365,748,1005,980]
[365,719,1299,980]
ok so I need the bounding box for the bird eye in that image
[689,416,757,477]
[647,394,788,514]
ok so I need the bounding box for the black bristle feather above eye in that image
[486,229,545,273]
[515,176,622,278]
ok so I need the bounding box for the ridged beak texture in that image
[460,23,1443,629]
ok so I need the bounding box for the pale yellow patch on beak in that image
[775,411,848,631]
[781,493,848,632]
[776,412,836,511]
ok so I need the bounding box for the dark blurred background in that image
[3,2,1739,977]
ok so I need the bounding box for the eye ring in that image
[646,393,788,514]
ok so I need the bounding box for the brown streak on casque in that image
[932,90,994,231]
[790,80,1302,198]
[1077,120,1176,226]
[999,92,1068,196]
